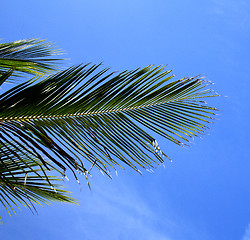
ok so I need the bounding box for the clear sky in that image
[1,0,250,239]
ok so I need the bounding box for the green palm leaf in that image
[0,64,218,181]
[0,39,63,81]
[0,143,77,222]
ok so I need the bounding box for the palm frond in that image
[0,70,13,86]
[0,39,64,81]
[0,64,219,180]
[0,142,77,222]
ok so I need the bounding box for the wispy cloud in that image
[78,182,173,240]
[210,0,250,31]
[243,224,250,240]
[74,176,212,240]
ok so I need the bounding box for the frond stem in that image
[0,100,183,122]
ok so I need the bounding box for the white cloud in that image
[73,175,212,240]
[79,182,173,240]
[210,0,250,31]
[243,224,250,240]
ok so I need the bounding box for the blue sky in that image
[1,0,250,239]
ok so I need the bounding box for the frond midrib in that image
[0,100,173,122]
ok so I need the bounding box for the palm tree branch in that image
[0,143,77,221]
[0,64,218,179]
[0,39,64,81]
